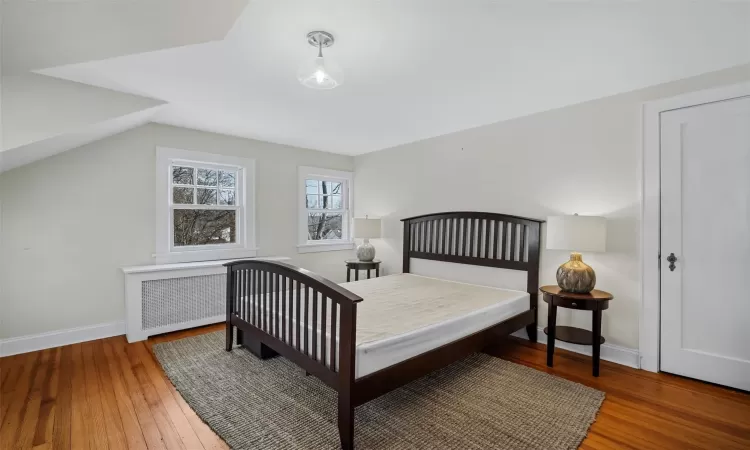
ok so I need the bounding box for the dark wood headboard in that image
[400,211,544,308]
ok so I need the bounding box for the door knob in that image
[666,253,677,271]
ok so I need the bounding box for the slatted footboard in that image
[224,259,361,385]
[224,259,361,448]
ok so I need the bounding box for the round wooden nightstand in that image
[345,259,381,282]
[540,285,614,377]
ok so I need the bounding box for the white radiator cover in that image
[141,274,225,330]
[123,257,289,342]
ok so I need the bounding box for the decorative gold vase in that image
[556,252,596,293]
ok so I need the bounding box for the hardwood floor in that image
[2,324,749,449]
[487,340,750,449]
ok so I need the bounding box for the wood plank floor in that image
[2,324,749,449]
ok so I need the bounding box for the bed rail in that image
[224,259,362,391]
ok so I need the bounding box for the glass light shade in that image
[298,56,343,90]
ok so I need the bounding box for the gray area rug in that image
[153,331,604,449]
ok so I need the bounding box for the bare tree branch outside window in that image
[174,210,236,246]
[306,179,344,240]
[172,164,239,246]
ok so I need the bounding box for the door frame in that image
[640,81,750,372]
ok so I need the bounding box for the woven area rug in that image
[153,331,604,450]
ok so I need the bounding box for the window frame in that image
[156,147,256,264]
[297,166,354,253]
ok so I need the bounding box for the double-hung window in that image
[298,166,354,253]
[156,147,256,263]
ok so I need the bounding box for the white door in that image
[660,95,750,391]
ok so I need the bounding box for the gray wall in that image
[0,123,354,339]
[353,64,750,350]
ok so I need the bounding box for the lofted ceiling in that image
[2,0,249,75]
[7,0,750,158]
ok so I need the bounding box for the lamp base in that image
[356,239,376,261]
[556,252,596,293]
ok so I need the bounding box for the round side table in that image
[345,259,381,282]
[540,285,614,377]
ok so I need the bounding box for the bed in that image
[224,211,543,449]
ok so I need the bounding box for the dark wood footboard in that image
[224,259,361,448]
[224,259,361,387]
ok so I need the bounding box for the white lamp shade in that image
[546,215,606,252]
[353,218,381,239]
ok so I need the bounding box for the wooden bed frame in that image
[224,211,543,449]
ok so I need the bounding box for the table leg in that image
[593,309,602,377]
[547,304,557,367]
[355,270,359,281]
[346,268,351,282]
[376,267,379,277]
[367,269,371,279]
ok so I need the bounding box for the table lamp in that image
[353,217,381,261]
[546,214,606,293]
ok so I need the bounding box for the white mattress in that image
[343,274,529,378]
[240,274,529,378]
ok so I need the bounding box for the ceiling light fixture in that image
[298,31,343,90]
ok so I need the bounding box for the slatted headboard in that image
[401,211,544,315]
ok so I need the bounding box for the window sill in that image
[152,247,259,265]
[297,242,355,254]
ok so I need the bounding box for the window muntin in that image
[172,165,237,206]
[169,161,241,249]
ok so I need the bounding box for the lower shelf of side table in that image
[544,326,605,346]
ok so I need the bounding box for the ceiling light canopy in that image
[298,31,343,90]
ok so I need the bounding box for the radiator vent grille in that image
[141,274,225,330]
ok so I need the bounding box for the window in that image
[171,165,238,247]
[298,166,354,253]
[156,148,256,264]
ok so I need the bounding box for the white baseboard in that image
[0,320,640,369]
[127,315,224,343]
[512,327,640,369]
[0,321,125,357]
